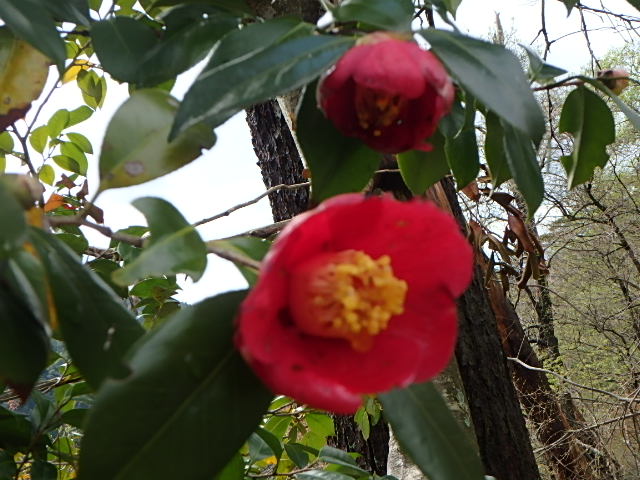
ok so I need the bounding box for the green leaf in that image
[213,453,245,480]
[29,125,49,153]
[38,165,55,186]
[171,19,354,137]
[558,85,615,189]
[0,0,66,72]
[66,132,93,154]
[501,120,544,216]
[297,471,354,480]
[206,236,270,285]
[29,228,144,390]
[560,0,579,14]
[379,382,485,480]
[58,408,88,429]
[285,443,310,469]
[578,75,640,131]
[30,460,57,480]
[445,128,479,189]
[6,249,51,327]
[88,259,129,298]
[56,232,89,255]
[249,428,282,462]
[483,111,510,187]
[397,132,448,194]
[154,0,253,15]
[332,0,414,31]
[0,405,33,450]
[79,291,273,480]
[0,131,13,153]
[0,284,49,397]
[0,179,27,255]
[60,142,88,175]
[519,44,566,83]
[53,154,82,176]
[91,17,158,83]
[297,82,379,203]
[99,89,215,191]
[0,450,17,478]
[68,105,94,126]
[354,406,370,440]
[44,0,91,27]
[112,197,208,285]
[430,0,463,18]
[47,109,70,139]
[319,446,369,477]
[421,29,545,145]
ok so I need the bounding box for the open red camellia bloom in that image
[235,194,473,413]
[318,33,455,154]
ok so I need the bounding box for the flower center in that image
[289,250,408,352]
[355,86,408,137]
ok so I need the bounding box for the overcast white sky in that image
[7,0,638,303]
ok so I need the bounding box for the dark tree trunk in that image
[246,100,309,221]
[434,179,542,480]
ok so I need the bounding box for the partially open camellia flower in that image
[597,68,630,95]
[235,194,473,413]
[318,32,455,154]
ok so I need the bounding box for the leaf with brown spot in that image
[0,28,50,132]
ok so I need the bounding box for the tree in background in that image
[0,1,639,480]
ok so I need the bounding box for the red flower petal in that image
[235,194,473,413]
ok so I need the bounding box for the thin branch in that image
[192,182,310,228]
[507,357,639,403]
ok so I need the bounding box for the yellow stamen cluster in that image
[355,87,407,134]
[291,250,407,352]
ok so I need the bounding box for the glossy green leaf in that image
[559,86,615,189]
[30,460,57,480]
[53,155,82,176]
[519,44,566,83]
[29,126,48,154]
[249,428,282,462]
[0,179,27,255]
[484,111,510,187]
[0,405,33,450]
[379,382,485,480]
[297,82,379,203]
[0,450,17,477]
[421,29,545,145]
[29,228,144,390]
[56,232,89,255]
[397,131,449,194]
[60,142,88,175]
[91,17,158,82]
[58,408,88,430]
[0,0,66,72]
[171,18,354,137]
[79,291,273,480]
[206,236,270,285]
[333,0,414,31]
[98,89,215,191]
[88,259,129,298]
[501,121,544,216]
[112,197,208,285]
[0,285,48,397]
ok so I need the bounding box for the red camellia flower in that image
[235,194,473,413]
[318,33,455,154]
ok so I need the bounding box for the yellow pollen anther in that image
[289,250,408,352]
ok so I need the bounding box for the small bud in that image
[597,68,630,95]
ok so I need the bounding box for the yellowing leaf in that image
[62,59,92,84]
[43,193,67,212]
[0,28,50,131]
